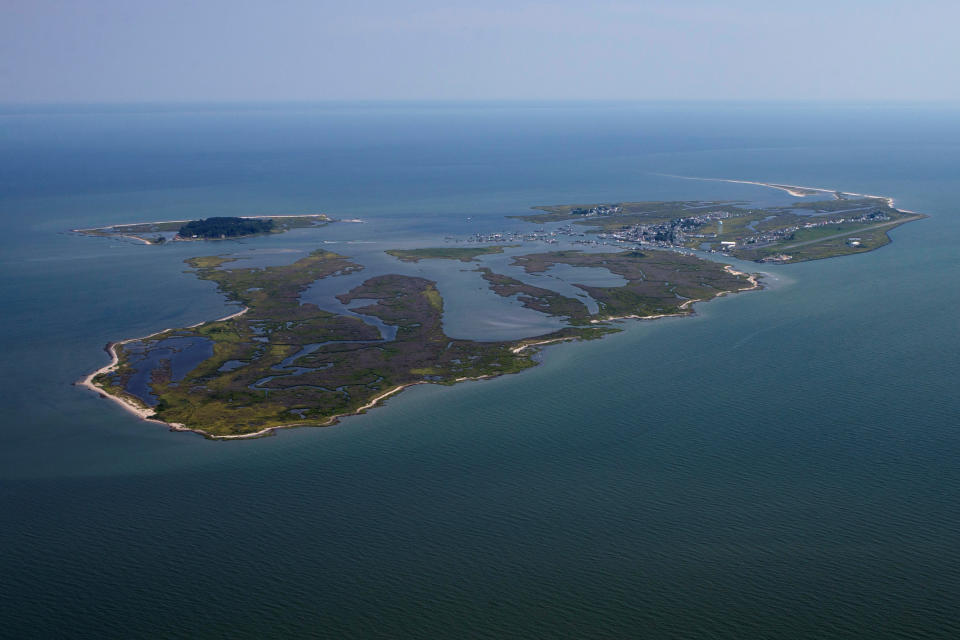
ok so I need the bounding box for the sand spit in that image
[655,173,912,213]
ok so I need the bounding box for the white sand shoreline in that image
[510,337,577,354]
[655,173,913,213]
[78,308,508,440]
[77,306,250,436]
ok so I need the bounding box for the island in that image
[73,214,332,244]
[78,183,924,439]
[81,246,757,438]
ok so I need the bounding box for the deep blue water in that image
[2,102,960,638]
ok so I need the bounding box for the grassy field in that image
[512,250,752,318]
[385,245,518,262]
[476,267,592,324]
[733,214,925,262]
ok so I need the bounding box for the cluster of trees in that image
[178,217,274,239]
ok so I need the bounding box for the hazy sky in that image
[2,0,958,103]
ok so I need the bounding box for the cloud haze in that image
[2,0,957,102]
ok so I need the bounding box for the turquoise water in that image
[2,103,960,638]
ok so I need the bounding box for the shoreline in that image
[590,265,762,324]
[115,233,154,245]
[78,307,509,440]
[81,365,504,440]
[510,337,578,354]
[80,265,763,440]
[77,306,250,435]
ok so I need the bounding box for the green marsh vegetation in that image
[94,246,754,437]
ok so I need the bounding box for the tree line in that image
[178,217,274,238]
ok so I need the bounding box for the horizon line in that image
[3,98,960,116]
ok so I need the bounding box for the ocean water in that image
[2,102,960,638]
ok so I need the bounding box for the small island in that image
[73,213,332,244]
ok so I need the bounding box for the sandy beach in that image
[80,323,431,440]
[510,337,578,354]
[77,306,250,436]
